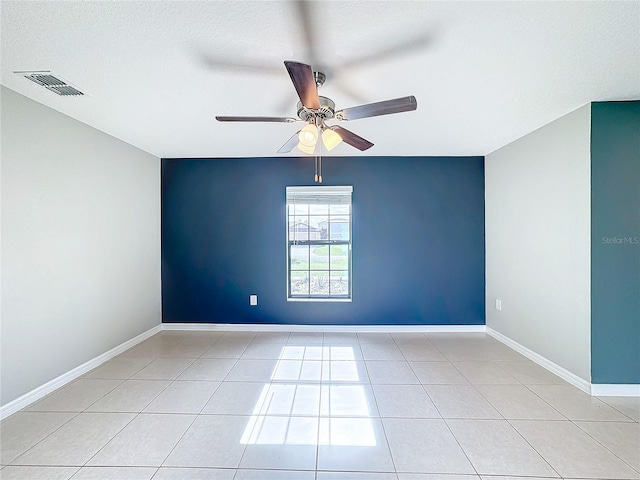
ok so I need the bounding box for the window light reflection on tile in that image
[271,360,322,382]
[280,346,306,359]
[271,360,302,381]
[263,384,321,416]
[250,384,271,415]
[278,345,356,361]
[321,385,372,416]
[319,417,377,446]
[304,346,323,360]
[322,361,361,382]
[241,415,319,445]
[278,346,325,360]
[324,346,356,361]
[240,346,377,446]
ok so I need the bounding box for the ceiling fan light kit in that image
[321,127,342,151]
[298,123,318,147]
[216,60,417,181]
[297,142,316,155]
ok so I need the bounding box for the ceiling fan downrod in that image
[314,71,326,88]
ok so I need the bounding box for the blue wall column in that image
[591,101,640,384]
[161,156,485,326]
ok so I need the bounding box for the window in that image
[286,186,353,301]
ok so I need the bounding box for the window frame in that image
[286,186,353,302]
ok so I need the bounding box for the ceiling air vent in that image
[15,71,84,96]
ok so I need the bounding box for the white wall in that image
[1,86,161,406]
[485,104,591,381]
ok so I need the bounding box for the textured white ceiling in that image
[2,1,638,158]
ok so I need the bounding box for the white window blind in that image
[286,186,353,205]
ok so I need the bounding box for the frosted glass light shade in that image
[322,128,343,151]
[298,124,318,147]
[297,142,315,154]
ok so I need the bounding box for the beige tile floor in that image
[1,331,639,479]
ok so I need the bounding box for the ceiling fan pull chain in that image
[314,156,319,183]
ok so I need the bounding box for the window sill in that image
[287,297,352,303]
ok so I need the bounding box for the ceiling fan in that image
[215,61,417,158]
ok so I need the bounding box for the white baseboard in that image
[486,326,592,395]
[0,324,162,421]
[161,323,487,333]
[591,384,640,397]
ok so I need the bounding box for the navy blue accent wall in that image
[591,101,640,384]
[162,156,485,325]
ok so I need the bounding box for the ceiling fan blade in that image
[331,126,374,151]
[284,61,320,110]
[277,131,301,153]
[332,77,370,106]
[336,96,417,121]
[216,116,297,123]
[338,34,432,71]
[294,1,320,65]
[198,52,282,75]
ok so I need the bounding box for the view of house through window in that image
[286,186,353,300]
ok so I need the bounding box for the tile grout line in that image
[597,398,640,424]
[154,412,200,474]
[571,420,640,475]
[415,333,559,478]
[364,338,400,475]
[7,370,141,468]
[439,418,481,478]
[80,357,186,468]
[406,334,481,477]
[314,344,325,476]
[75,410,140,471]
[58,336,215,474]
[2,410,83,467]
[501,417,563,478]
[453,342,570,478]
[233,338,300,473]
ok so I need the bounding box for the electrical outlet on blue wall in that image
[250,295,258,306]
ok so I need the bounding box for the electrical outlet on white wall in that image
[495,299,502,311]
[250,294,258,306]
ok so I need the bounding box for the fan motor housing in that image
[297,96,335,122]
